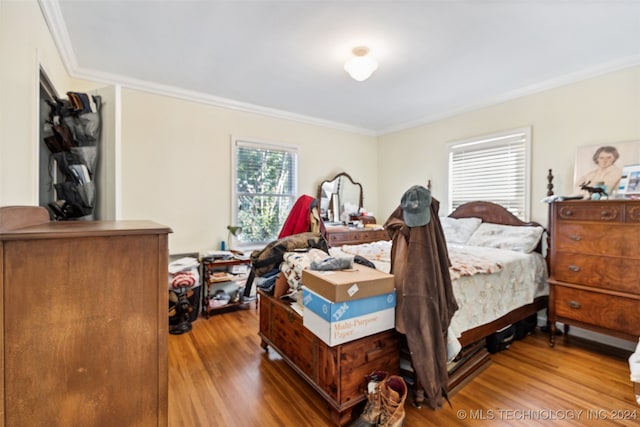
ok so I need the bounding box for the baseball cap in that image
[401,185,432,227]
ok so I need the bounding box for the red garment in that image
[278,195,316,238]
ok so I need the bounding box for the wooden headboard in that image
[448,201,545,254]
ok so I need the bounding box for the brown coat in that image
[384,198,458,409]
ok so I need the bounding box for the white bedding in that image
[330,241,548,339]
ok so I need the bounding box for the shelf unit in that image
[201,256,254,316]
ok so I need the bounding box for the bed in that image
[326,201,549,399]
[331,202,548,344]
[266,200,549,415]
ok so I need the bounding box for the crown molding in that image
[38,0,78,72]
[39,0,640,138]
[37,0,376,137]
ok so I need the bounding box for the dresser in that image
[324,227,389,247]
[548,200,640,346]
[258,290,399,426]
[0,217,171,427]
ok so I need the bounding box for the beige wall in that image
[378,66,640,226]
[0,0,101,205]
[1,0,69,205]
[120,89,377,253]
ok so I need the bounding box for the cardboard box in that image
[301,265,394,302]
[302,287,395,346]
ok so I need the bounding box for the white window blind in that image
[448,128,531,220]
[232,138,298,245]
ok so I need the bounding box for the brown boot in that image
[377,375,407,427]
[351,371,388,427]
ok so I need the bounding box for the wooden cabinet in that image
[258,290,399,426]
[324,227,389,247]
[548,200,640,346]
[0,220,171,427]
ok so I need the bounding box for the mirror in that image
[317,172,363,223]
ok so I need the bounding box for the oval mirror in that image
[317,172,363,223]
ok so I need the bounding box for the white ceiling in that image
[41,1,640,135]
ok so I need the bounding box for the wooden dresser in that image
[548,200,640,346]
[258,290,399,426]
[324,227,389,247]
[0,219,171,427]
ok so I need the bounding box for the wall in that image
[119,89,377,254]
[0,0,102,206]
[377,66,640,226]
[1,0,68,205]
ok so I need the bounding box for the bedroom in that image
[1,0,639,425]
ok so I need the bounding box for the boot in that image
[377,375,407,427]
[351,371,388,427]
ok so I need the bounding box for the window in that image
[232,137,298,246]
[448,127,531,220]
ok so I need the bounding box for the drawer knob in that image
[563,209,574,217]
[569,235,582,241]
[567,300,581,309]
[600,210,613,219]
[568,265,581,272]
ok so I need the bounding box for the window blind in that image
[448,128,530,220]
[232,138,298,245]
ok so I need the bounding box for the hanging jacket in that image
[383,198,458,409]
[278,195,325,239]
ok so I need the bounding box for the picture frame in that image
[574,140,640,197]
[619,164,640,196]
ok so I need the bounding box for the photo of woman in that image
[575,145,622,196]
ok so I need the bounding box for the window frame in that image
[231,136,299,247]
[447,127,532,220]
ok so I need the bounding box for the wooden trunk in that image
[258,290,400,426]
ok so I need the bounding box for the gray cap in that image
[401,185,432,227]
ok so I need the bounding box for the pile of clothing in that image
[168,257,200,335]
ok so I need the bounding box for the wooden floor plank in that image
[168,306,638,426]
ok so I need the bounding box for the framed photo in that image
[619,164,640,196]
[574,140,640,196]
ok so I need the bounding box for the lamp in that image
[344,46,378,82]
[226,225,242,250]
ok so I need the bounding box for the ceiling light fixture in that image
[344,46,378,82]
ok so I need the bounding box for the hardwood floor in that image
[168,304,638,426]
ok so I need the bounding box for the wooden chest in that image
[258,290,399,426]
[548,200,640,345]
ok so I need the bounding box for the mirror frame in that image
[317,172,364,212]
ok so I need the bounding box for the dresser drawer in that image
[553,252,640,294]
[553,286,640,336]
[338,330,400,403]
[326,229,388,246]
[627,204,640,222]
[553,224,640,257]
[556,203,624,222]
[327,231,364,245]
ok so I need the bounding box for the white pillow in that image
[466,223,544,253]
[440,217,482,244]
